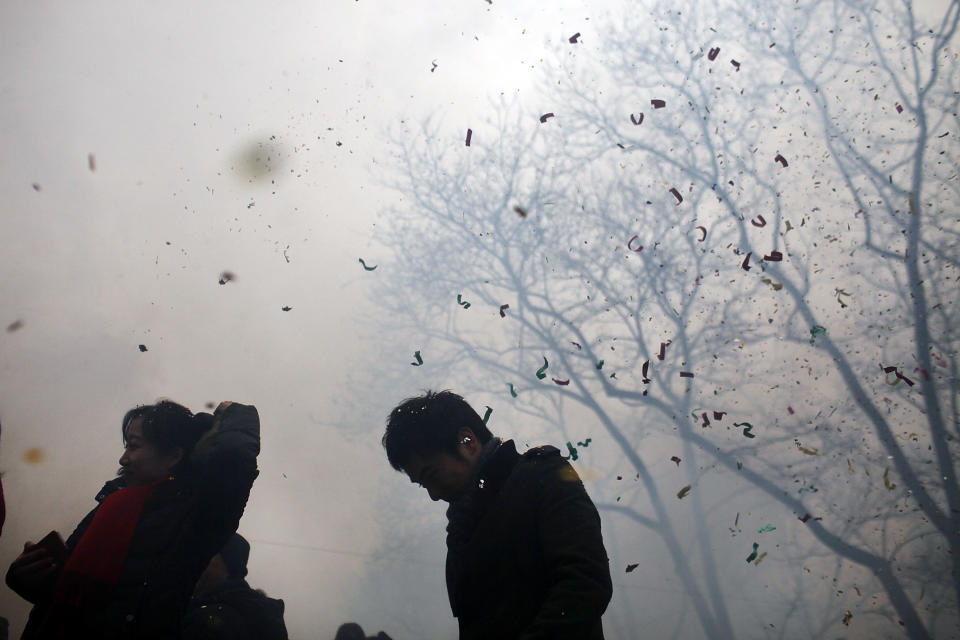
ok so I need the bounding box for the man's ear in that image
[456,427,481,461]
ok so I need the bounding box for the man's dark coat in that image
[181,579,288,640]
[446,440,612,639]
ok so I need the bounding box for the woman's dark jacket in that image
[22,403,260,639]
[445,440,612,640]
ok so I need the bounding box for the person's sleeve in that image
[518,461,613,640]
[190,403,261,546]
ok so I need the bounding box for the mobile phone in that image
[32,531,68,565]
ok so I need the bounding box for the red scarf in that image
[25,479,164,638]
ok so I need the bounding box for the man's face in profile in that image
[403,450,476,502]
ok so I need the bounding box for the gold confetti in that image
[677,484,692,499]
[23,448,45,464]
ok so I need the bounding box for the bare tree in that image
[365,0,960,637]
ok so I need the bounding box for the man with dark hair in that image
[182,533,288,640]
[382,390,613,639]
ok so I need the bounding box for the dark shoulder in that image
[515,444,582,485]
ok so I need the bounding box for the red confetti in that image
[669,188,683,204]
[741,252,752,271]
[774,153,788,167]
[670,456,682,466]
[499,304,509,318]
[657,341,669,361]
[701,412,710,427]
[641,360,651,383]
[651,99,666,109]
[625,563,639,573]
[630,113,644,125]
[751,215,767,227]
[713,411,726,421]
[569,32,581,43]
[465,128,473,146]
[696,226,707,242]
[763,251,783,262]
[552,378,570,386]
[799,514,811,523]
[787,406,795,415]
[539,113,555,123]
[895,103,903,114]
[627,235,644,252]
[680,371,694,378]
[707,47,720,61]
[913,367,930,381]
[731,59,741,71]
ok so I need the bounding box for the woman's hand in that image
[5,542,59,603]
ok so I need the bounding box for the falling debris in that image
[32,183,41,191]
[482,406,493,424]
[627,235,643,252]
[679,371,694,378]
[411,350,423,366]
[774,153,788,167]
[88,153,96,171]
[552,378,570,386]
[745,543,759,563]
[6,319,24,333]
[677,484,692,499]
[539,113,555,123]
[457,294,471,309]
[358,258,377,271]
[568,32,581,43]
[630,113,644,125]
[218,271,235,285]
[708,47,720,60]
[507,383,518,397]
[281,306,292,312]
[669,187,683,204]
[499,304,510,317]
[564,441,579,461]
[651,99,666,109]
[138,344,148,352]
[536,356,549,379]
[883,468,897,490]
[809,325,827,344]
[730,59,741,71]
[735,422,756,438]
[465,128,473,146]
[843,610,853,626]
[670,456,681,466]
[23,448,45,464]
[513,205,528,217]
[625,563,639,573]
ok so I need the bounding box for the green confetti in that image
[358,258,377,271]
[734,422,756,438]
[507,383,518,397]
[798,486,818,494]
[482,406,492,424]
[616,496,621,502]
[456,294,471,309]
[595,360,604,370]
[411,350,423,366]
[536,356,549,379]
[564,441,579,461]
[809,324,827,344]
[577,438,592,447]
[758,525,776,533]
[745,543,759,563]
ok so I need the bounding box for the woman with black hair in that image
[5,400,260,639]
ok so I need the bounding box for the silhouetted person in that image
[182,533,288,640]
[5,400,261,639]
[334,622,392,640]
[382,390,612,639]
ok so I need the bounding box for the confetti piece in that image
[758,525,776,533]
[457,294,471,309]
[138,344,148,352]
[539,113,555,123]
[625,563,639,573]
[498,304,510,319]
[843,611,852,626]
[745,543,759,563]
[696,226,707,242]
[6,319,24,332]
[883,468,897,490]
[651,99,666,109]
[797,444,820,456]
[707,47,720,61]
[564,441,579,460]
[568,32,581,43]
[798,486,818,494]
[571,342,582,350]
[799,514,811,523]
[847,459,855,473]
[577,438,592,447]
[751,215,767,227]
[507,383,518,397]
[218,271,235,285]
[513,205,528,217]
[669,187,683,204]
[482,406,492,424]
[713,411,727,421]
[741,252,752,271]
[88,153,96,171]
[205,402,215,409]
[835,289,852,308]
[281,306,292,312]
[809,325,827,344]
[735,513,740,528]
[358,258,377,271]
[32,183,41,191]
[465,128,473,146]
[677,485,692,499]
[641,360,650,383]
[657,341,669,360]
[762,278,783,290]
[627,235,643,252]
[753,552,768,566]
[881,364,914,387]
[595,360,604,370]
[671,456,681,466]
[701,412,710,427]
[763,251,783,262]
[730,59,741,71]
[411,350,423,366]
[914,366,930,380]
[552,378,570,386]
[680,371,694,378]
[735,422,755,438]
[784,220,794,232]
[895,103,903,114]
[787,406,794,415]
[23,448,45,464]
[774,154,788,168]
[630,113,644,125]
[536,356,549,379]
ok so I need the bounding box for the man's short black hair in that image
[382,390,493,471]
